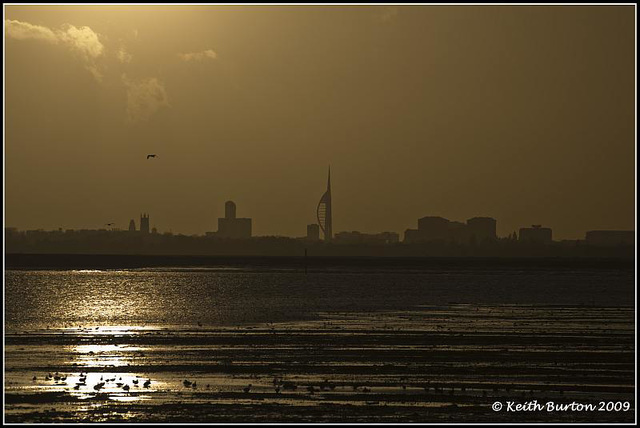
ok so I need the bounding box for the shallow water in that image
[5,267,633,331]
[4,267,636,422]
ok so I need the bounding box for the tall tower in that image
[225,201,237,219]
[128,219,136,232]
[140,213,150,234]
[217,201,251,239]
[316,167,333,242]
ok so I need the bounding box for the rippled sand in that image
[5,304,635,422]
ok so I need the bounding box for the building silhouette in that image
[448,221,468,244]
[217,201,252,239]
[405,215,497,244]
[467,217,497,243]
[140,214,150,234]
[417,216,450,241]
[306,224,320,241]
[316,167,333,242]
[403,228,420,243]
[334,231,399,245]
[585,230,634,246]
[225,200,236,219]
[128,219,136,232]
[519,225,552,244]
[405,216,458,243]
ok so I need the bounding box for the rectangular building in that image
[467,217,497,242]
[585,230,634,246]
[217,217,252,239]
[519,225,552,244]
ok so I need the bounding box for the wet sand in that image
[5,304,635,422]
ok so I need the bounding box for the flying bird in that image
[146,154,158,159]
[105,223,115,226]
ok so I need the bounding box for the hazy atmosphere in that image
[4,6,636,424]
[5,5,635,239]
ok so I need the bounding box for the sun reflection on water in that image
[63,325,157,335]
[56,325,162,404]
[71,344,142,368]
[65,371,158,403]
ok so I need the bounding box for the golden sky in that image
[4,5,636,239]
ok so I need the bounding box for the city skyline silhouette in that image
[4,164,634,244]
[5,5,635,240]
[3,5,636,424]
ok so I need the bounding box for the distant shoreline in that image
[5,253,634,271]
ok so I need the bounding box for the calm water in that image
[4,266,635,422]
[5,266,634,332]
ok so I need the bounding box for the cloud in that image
[7,19,170,121]
[85,65,104,83]
[57,24,104,59]
[5,19,105,81]
[122,75,170,123]
[178,49,217,62]
[5,19,58,42]
[116,46,132,64]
